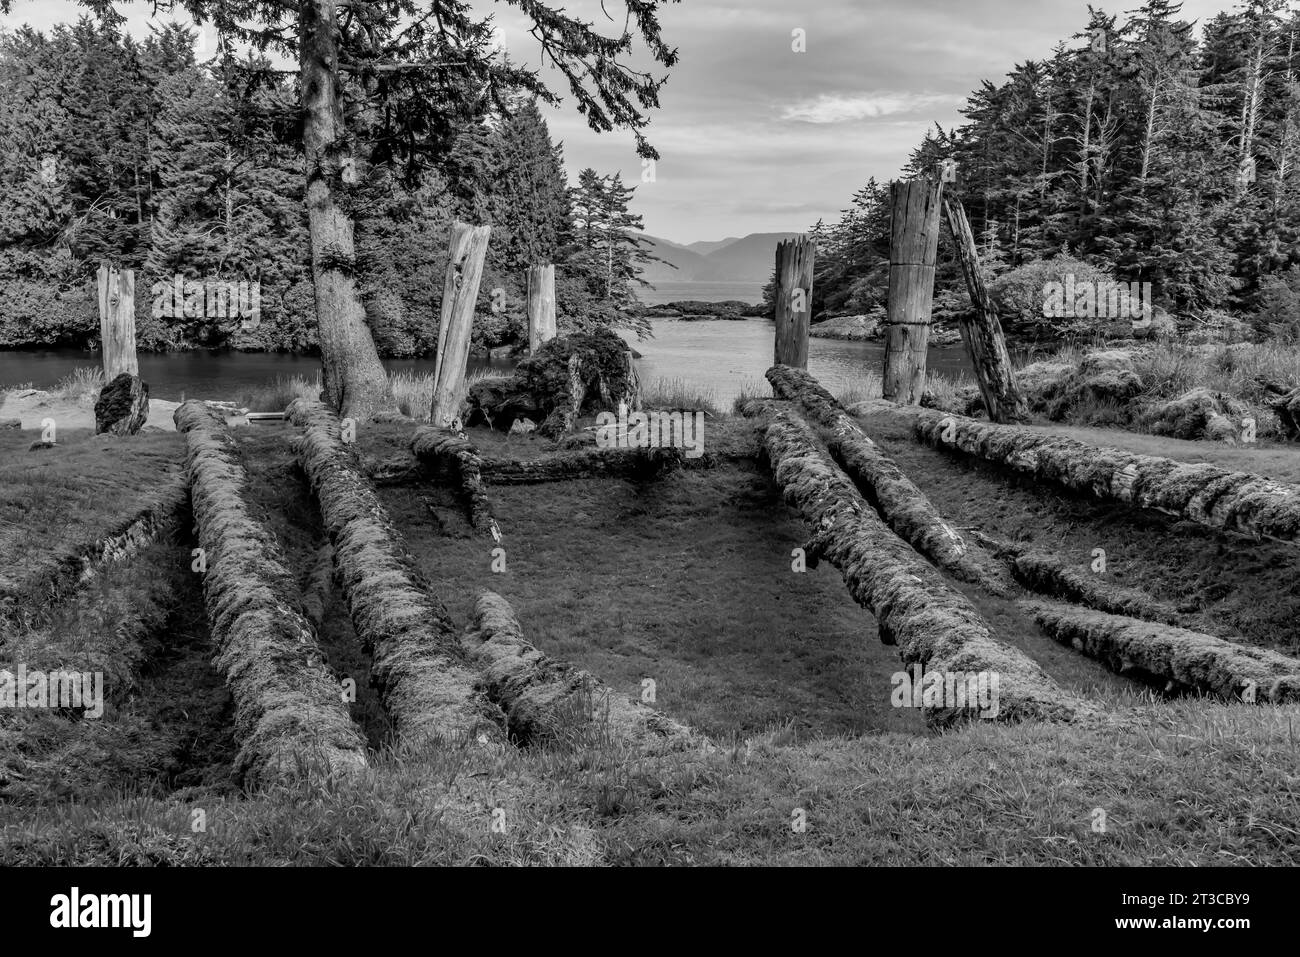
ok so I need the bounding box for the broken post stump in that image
[882,175,943,404]
[773,235,815,369]
[94,372,149,435]
[526,264,557,355]
[431,221,492,428]
[943,197,1027,423]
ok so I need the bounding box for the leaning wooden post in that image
[943,198,1028,423]
[431,222,492,428]
[882,175,943,404]
[773,236,815,368]
[97,263,138,379]
[526,264,557,355]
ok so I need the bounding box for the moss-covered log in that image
[479,445,688,483]
[1024,599,1300,702]
[1008,547,1182,626]
[463,591,700,751]
[0,476,189,619]
[173,400,368,787]
[286,399,504,746]
[892,403,1300,546]
[741,400,1093,724]
[410,427,497,536]
[766,364,1012,595]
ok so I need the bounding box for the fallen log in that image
[741,399,1093,724]
[286,399,504,746]
[1009,547,1181,626]
[1024,599,1300,702]
[464,591,701,751]
[0,475,189,620]
[765,365,1012,596]
[410,427,497,537]
[869,401,1300,546]
[480,445,688,483]
[173,400,368,787]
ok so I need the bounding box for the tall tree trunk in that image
[299,0,395,418]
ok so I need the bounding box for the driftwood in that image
[463,591,701,751]
[410,427,497,536]
[742,399,1093,724]
[765,365,1012,595]
[286,399,504,746]
[887,403,1300,546]
[173,400,368,787]
[1024,599,1300,702]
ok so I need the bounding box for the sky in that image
[1,0,1239,244]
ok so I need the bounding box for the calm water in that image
[0,319,973,406]
[637,280,764,305]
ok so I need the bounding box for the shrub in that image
[990,254,1131,339]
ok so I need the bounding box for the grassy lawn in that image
[2,415,1299,865]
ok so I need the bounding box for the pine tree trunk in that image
[942,198,1028,424]
[882,175,943,403]
[300,0,395,419]
[526,264,557,354]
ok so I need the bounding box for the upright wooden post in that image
[431,222,492,428]
[97,263,138,379]
[773,236,815,368]
[526,264,557,355]
[882,175,943,404]
[943,198,1028,423]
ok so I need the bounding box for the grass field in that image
[2,408,1299,865]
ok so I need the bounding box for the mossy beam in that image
[1025,600,1300,702]
[891,403,1300,546]
[409,427,496,535]
[741,399,1093,725]
[173,400,368,787]
[766,364,1012,595]
[285,399,504,746]
[464,591,702,752]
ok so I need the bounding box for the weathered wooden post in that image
[431,222,492,428]
[97,263,138,379]
[526,264,557,355]
[882,175,943,404]
[943,198,1028,423]
[773,235,815,368]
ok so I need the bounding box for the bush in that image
[990,254,1127,339]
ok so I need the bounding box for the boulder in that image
[1020,350,1144,421]
[809,314,882,341]
[94,373,149,435]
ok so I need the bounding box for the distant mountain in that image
[691,232,801,283]
[638,236,707,283]
[687,237,740,255]
[638,232,802,285]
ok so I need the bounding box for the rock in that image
[94,373,150,435]
[28,440,54,451]
[0,418,20,429]
[508,417,537,436]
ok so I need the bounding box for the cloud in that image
[781,92,965,124]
